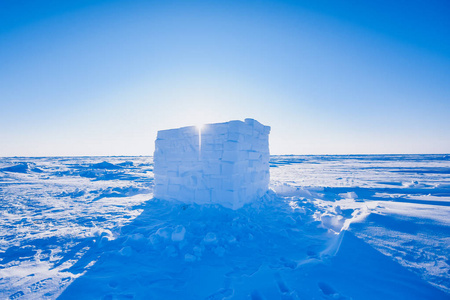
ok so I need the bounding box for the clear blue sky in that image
[1,0,449,156]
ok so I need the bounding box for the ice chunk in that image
[203,232,218,245]
[171,225,186,242]
[184,253,196,262]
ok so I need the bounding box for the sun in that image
[196,123,204,131]
[196,123,204,157]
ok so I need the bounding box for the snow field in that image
[0,157,153,299]
[0,154,449,299]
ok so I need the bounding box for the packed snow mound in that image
[90,161,122,169]
[154,119,270,209]
[59,192,448,300]
[0,162,43,173]
[56,192,343,299]
[117,161,134,167]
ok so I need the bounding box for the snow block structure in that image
[153,119,271,209]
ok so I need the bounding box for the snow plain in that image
[0,155,449,299]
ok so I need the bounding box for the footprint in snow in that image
[109,280,119,288]
[9,291,24,299]
[250,290,266,300]
[204,288,233,300]
[28,278,51,292]
[103,293,134,300]
[318,282,351,300]
[275,273,299,300]
[279,257,297,269]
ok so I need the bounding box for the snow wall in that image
[153,118,271,209]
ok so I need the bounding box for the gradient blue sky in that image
[1,0,449,156]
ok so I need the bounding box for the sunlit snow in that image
[0,155,449,299]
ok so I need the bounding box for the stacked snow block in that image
[153,119,271,209]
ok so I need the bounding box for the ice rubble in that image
[153,119,271,209]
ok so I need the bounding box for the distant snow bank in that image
[0,162,43,173]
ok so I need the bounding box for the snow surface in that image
[0,154,449,299]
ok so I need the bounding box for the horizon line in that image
[0,153,449,159]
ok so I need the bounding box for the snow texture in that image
[0,154,449,299]
[153,119,271,209]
